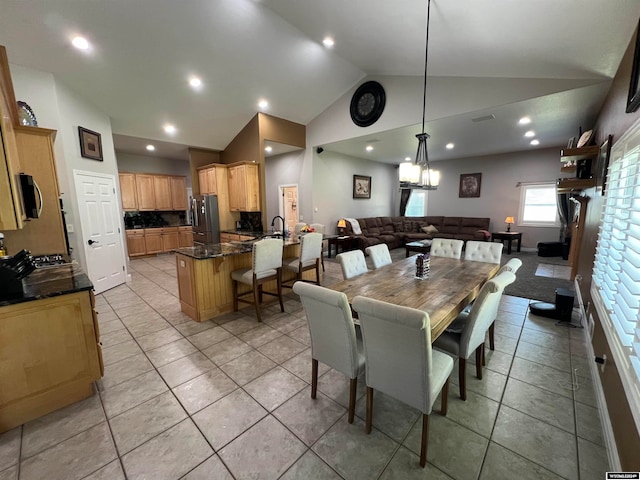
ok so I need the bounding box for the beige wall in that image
[578,25,640,470]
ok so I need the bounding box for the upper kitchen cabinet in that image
[3,127,67,255]
[0,46,24,231]
[119,173,138,211]
[170,176,188,210]
[198,166,218,195]
[153,175,172,210]
[135,174,156,211]
[227,162,259,212]
[122,172,188,211]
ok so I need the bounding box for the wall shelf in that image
[556,178,596,192]
[560,145,599,162]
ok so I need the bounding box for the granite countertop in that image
[175,235,303,260]
[0,264,93,307]
[220,229,264,237]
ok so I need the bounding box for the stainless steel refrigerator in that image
[191,195,220,245]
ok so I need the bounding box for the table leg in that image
[506,239,512,255]
[517,237,521,252]
[405,247,410,258]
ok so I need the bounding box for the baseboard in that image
[575,279,621,471]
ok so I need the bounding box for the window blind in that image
[592,121,640,432]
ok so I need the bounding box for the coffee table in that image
[405,240,432,257]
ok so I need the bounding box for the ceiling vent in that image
[471,114,495,123]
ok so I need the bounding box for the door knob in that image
[88,239,99,245]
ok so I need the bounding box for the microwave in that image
[18,173,41,219]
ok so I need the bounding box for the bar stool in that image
[231,238,284,322]
[310,223,326,271]
[283,232,323,285]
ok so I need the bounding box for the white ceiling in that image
[0,0,639,162]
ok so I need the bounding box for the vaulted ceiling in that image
[1,0,638,162]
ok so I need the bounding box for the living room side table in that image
[491,231,522,255]
[327,236,359,258]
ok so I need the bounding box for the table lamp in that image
[337,218,347,235]
[505,216,515,232]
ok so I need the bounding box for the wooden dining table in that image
[328,255,500,341]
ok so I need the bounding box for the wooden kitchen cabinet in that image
[153,175,172,210]
[0,290,102,432]
[160,227,179,251]
[198,166,218,195]
[178,226,193,247]
[220,232,240,243]
[0,46,24,231]
[136,174,156,211]
[4,127,67,256]
[227,162,259,212]
[126,230,146,257]
[170,176,188,210]
[119,173,138,211]
[144,229,162,253]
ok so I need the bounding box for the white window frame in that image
[518,182,561,228]
[591,116,640,434]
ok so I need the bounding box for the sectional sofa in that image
[343,216,491,250]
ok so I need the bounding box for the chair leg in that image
[365,386,373,433]
[475,346,483,380]
[459,358,467,401]
[321,255,325,272]
[258,284,263,304]
[315,259,320,285]
[348,377,357,424]
[276,268,284,313]
[420,413,429,468]
[440,378,449,416]
[311,359,318,399]
[482,342,486,366]
[232,280,238,312]
[489,322,495,350]
[253,281,262,322]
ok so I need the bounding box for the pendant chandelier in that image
[399,0,440,190]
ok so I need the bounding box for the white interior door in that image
[74,170,126,294]
[279,185,298,233]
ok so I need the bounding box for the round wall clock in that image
[350,81,386,127]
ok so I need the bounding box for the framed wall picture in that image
[78,126,103,161]
[598,134,613,195]
[627,18,640,113]
[353,175,371,199]
[459,173,482,198]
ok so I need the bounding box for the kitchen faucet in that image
[270,216,285,237]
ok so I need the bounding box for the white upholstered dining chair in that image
[231,238,284,322]
[283,232,323,285]
[365,244,392,269]
[498,257,522,274]
[293,282,364,424]
[336,250,368,280]
[352,296,453,468]
[433,271,515,400]
[430,238,464,259]
[464,240,503,264]
[294,222,307,234]
[309,223,326,271]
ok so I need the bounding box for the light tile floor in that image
[0,252,610,480]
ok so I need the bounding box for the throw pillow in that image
[421,224,439,234]
[403,220,414,232]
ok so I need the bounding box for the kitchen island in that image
[0,265,103,433]
[175,236,315,322]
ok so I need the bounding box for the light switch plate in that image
[66,224,74,233]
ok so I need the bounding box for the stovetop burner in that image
[33,253,70,268]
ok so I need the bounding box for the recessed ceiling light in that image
[446,143,454,149]
[265,146,273,153]
[404,157,412,162]
[146,145,155,151]
[518,116,532,125]
[323,37,335,48]
[524,130,535,138]
[366,145,374,152]
[163,124,176,134]
[71,36,90,51]
[189,77,202,88]
[258,99,269,109]
[530,139,540,146]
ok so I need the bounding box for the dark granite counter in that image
[220,229,264,237]
[124,224,192,230]
[175,236,303,260]
[0,264,93,307]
